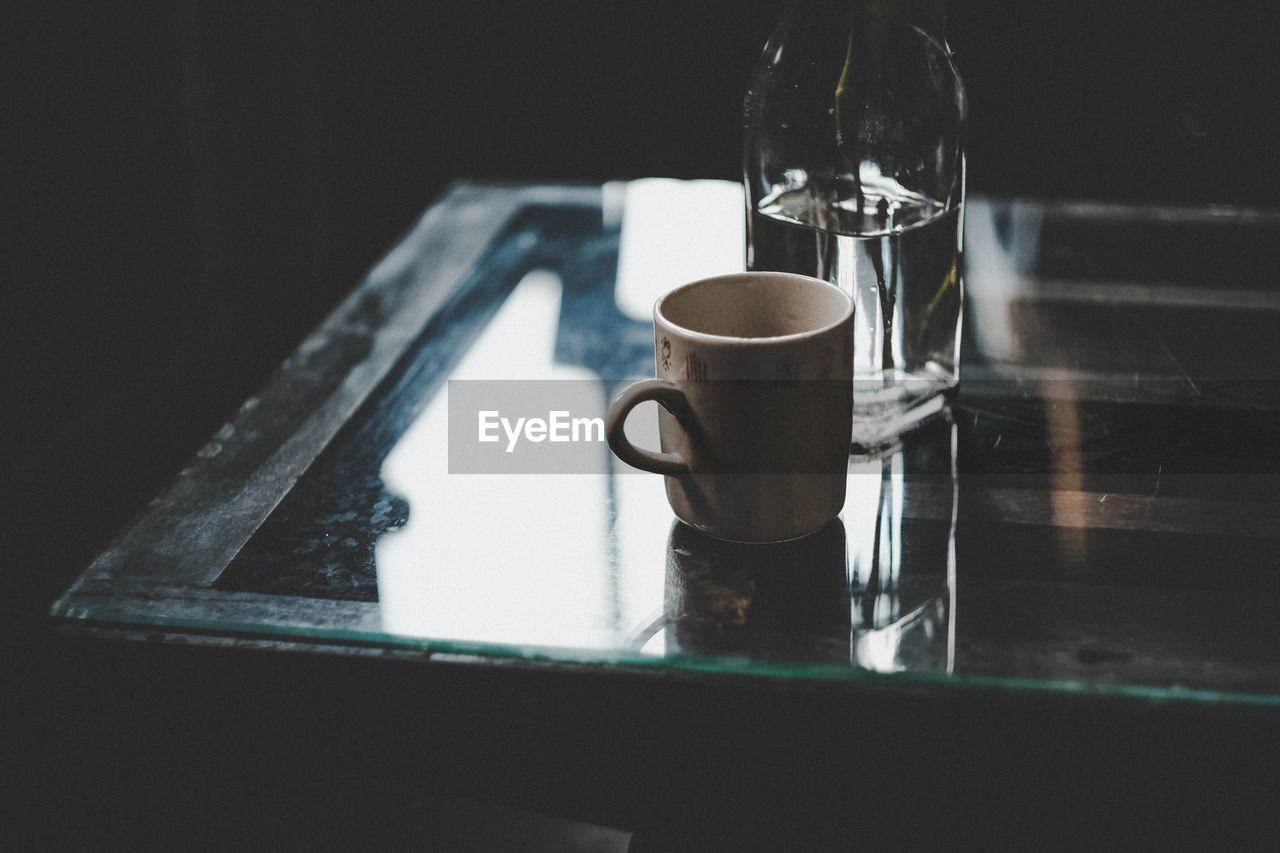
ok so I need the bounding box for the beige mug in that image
[606,272,854,542]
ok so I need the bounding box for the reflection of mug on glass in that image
[663,519,851,663]
[606,272,854,543]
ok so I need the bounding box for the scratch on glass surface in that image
[1157,337,1202,399]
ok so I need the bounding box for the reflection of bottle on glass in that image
[744,0,966,443]
[844,414,957,673]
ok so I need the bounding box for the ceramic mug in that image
[606,272,854,542]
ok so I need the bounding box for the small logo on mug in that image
[685,352,707,382]
[660,336,672,372]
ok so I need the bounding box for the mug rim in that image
[653,271,854,345]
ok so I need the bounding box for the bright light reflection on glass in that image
[377,271,669,651]
[612,178,745,322]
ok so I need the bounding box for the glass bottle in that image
[744,0,966,446]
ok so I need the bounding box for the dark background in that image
[5,1,1280,846]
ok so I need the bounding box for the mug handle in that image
[606,379,691,476]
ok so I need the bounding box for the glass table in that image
[51,180,1280,707]
[47,180,1280,843]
